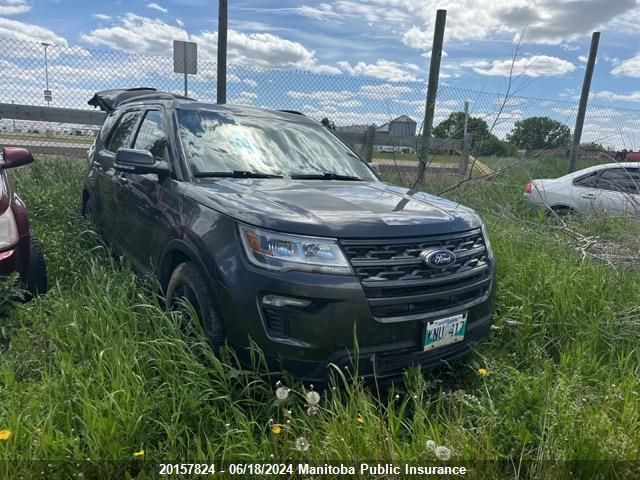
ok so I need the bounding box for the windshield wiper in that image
[194,170,284,179]
[290,172,363,181]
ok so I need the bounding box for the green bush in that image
[475,135,518,157]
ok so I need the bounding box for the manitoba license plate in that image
[423,313,467,351]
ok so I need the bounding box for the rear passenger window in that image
[133,110,168,160]
[573,172,599,188]
[108,111,141,152]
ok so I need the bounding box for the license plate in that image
[423,313,467,351]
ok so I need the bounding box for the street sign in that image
[173,40,197,75]
[44,89,52,102]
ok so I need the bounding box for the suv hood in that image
[186,179,482,238]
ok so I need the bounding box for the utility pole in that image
[568,31,600,173]
[41,42,51,107]
[413,9,447,189]
[217,0,228,104]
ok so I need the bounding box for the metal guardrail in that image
[0,103,106,125]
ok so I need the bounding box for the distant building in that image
[389,115,417,137]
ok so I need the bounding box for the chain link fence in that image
[0,36,639,182]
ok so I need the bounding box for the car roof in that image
[566,162,640,178]
[89,88,317,125]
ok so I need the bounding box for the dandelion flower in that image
[275,386,289,400]
[295,436,310,452]
[0,430,12,441]
[306,391,321,406]
[132,449,144,458]
[272,424,282,435]
[435,446,451,461]
[306,406,319,416]
[478,368,488,377]
[356,416,365,425]
[426,439,436,453]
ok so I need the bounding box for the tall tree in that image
[433,111,490,140]
[507,117,571,151]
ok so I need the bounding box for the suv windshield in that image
[177,109,376,180]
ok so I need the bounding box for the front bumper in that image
[215,251,495,382]
[263,312,492,383]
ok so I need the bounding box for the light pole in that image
[41,42,51,106]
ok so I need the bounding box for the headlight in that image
[481,223,494,258]
[0,208,18,249]
[239,225,352,274]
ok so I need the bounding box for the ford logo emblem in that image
[420,248,456,269]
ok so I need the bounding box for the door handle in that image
[581,193,596,199]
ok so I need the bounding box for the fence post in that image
[568,31,600,173]
[363,125,376,163]
[458,132,472,175]
[216,0,228,104]
[413,9,447,188]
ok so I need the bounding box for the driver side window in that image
[107,110,141,153]
[133,110,168,161]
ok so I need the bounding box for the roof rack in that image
[88,87,194,113]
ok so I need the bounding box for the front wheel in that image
[165,262,226,347]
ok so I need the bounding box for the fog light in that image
[262,294,311,308]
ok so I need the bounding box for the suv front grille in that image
[341,228,492,320]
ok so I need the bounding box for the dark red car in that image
[0,147,47,296]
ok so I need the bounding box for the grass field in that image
[1,156,640,479]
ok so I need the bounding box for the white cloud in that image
[92,14,111,21]
[0,17,68,54]
[193,29,341,74]
[592,90,640,103]
[82,14,187,55]
[338,59,420,82]
[147,2,168,14]
[83,15,339,74]
[176,19,184,27]
[234,91,258,105]
[611,53,640,77]
[243,78,258,88]
[465,55,576,77]
[0,0,30,15]
[310,0,636,49]
[294,3,340,21]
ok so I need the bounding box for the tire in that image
[83,193,96,223]
[165,262,225,347]
[548,205,577,217]
[26,233,47,297]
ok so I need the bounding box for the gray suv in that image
[83,88,495,382]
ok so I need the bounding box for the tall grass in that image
[0,157,639,479]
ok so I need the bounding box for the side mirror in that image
[114,149,171,176]
[1,147,34,169]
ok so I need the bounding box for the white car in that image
[523,162,640,216]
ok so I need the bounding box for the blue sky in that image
[1,0,640,146]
